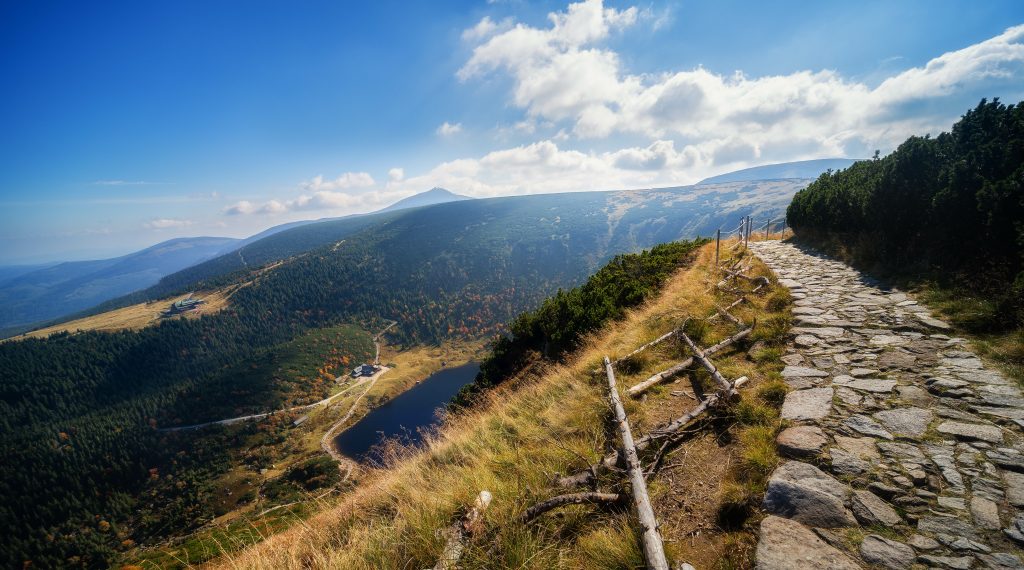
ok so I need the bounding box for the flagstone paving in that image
[750,241,1024,570]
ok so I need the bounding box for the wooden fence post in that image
[715,229,721,267]
[765,218,770,240]
[781,219,787,239]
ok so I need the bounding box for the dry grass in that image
[211,242,791,570]
[11,285,241,340]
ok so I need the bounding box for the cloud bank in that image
[225,0,1024,218]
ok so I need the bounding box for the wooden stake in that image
[604,357,670,570]
[715,228,721,267]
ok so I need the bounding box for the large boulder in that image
[756,515,861,570]
[762,461,855,528]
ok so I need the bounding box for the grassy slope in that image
[213,241,792,569]
[128,340,486,569]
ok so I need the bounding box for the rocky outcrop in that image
[750,241,1024,570]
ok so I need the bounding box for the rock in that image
[873,407,933,438]
[917,555,977,570]
[755,515,861,570]
[834,435,880,462]
[1004,513,1024,544]
[971,496,1001,530]
[844,415,894,440]
[762,461,855,528]
[978,553,1024,570]
[851,489,902,526]
[918,515,979,540]
[777,426,828,459]
[907,534,940,551]
[877,350,917,370]
[850,367,879,377]
[782,353,806,366]
[938,496,966,511]
[919,315,953,330]
[782,388,834,421]
[877,441,926,462]
[1003,470,1024,507]
[782,366,830,378]
[795,334,820,347]
[846,379,898,393]
[937,421,1003,444]
[870,334,910,347]
[830,448,870,475]
[793,326,845,338]
[860,535,915,570]
[897,385,932,406]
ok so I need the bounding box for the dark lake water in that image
[333,361,479,463]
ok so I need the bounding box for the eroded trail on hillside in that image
[750,240,1024,569]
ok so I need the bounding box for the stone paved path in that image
[749,241,1024,570]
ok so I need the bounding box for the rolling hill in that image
[0,236,241,332]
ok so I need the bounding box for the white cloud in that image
[460,1,1024,159]
[223,5,1024,222]
[461,16,512,42]
[300,172,376,191]
[145,218,195,229]
[437,121,463,136]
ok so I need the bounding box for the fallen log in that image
[604,357,670,570]
[592,326,682,374]
[627,327,751,397]
[433,490,493,570]
[518,492,623,524]
[713,303,741,326]
[559,374,750,489]
[678,332,732,392]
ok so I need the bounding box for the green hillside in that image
[0,181,801,568]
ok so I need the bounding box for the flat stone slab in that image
[844,414,894,440]
[782,366,830,378]
[781,388,834,421]
[870,334,910,347]
[792,326,846,338]
[776,425,827,459]
[851,489,903,526]
[762,461,855,528]
[860,535,915,570]
[755,515,860,570]
[846,379,897,393]
[872,407,933,438]
[936,421,1003,443]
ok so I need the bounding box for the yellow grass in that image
[208,242,790,570]
[11,285,241,340]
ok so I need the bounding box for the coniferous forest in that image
[788,99,1024,329]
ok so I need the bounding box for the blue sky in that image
[1,0,1023,264]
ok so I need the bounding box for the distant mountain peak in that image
[697,158,860,185]
[376,187,472,213]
